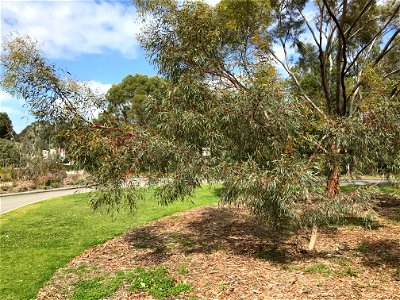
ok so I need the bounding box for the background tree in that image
[17,121,56,153]
[0,112,15,140]
[104,74,168,126]
[0,139,20,168]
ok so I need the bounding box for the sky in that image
[0,0,221,133]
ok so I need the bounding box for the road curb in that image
[0,185,93,198]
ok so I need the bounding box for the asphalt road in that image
[0,178,392,215]
[0,187,93,214]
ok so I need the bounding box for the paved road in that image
[0,187,93,214]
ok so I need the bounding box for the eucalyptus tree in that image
[1,0,399,250]
[132,0,399,248]
[104,74,169,126]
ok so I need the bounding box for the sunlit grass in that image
[0,186,219,300]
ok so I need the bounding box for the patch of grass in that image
[341,267,359,277]
[71,267,192,300]
[181,240,194,247]
[304,263,331,276]
[65,264,92,276]
[178,263,188,275]
[127,267,192,299]
[341,183,398,195]
[394,268,400,281]
[170,215,180,219]
[0,186,219,300]
[72,274,123,300]
[356,242,368,253]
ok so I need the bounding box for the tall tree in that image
[0,112,15,140]
[104,74,168,126]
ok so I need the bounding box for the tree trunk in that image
[308,224,318,251]
[327,162,340,196]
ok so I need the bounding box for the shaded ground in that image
[38,195,400,299]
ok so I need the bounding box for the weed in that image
[211,243,224,251]
[170,215,180,219]
[356,242,368,253]
[153,246,165,254]
[181,240,194,247]
[178,263,188,275]
[187,297,198,300]
[341,267,359,277]
[217,283,228,292]
[394,268,400,281]
[304,263,331,276]
[127,267,192,299]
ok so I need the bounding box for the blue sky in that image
[0,0,220,133]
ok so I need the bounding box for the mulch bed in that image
[38,196,400,299]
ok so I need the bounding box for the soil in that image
[38,195,400,300]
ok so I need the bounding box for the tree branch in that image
[269,49,327,119]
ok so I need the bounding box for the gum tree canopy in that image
[1,0,399,248]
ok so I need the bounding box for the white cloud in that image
[1,0,141,59]
[203,0,220,6]
[86,80,112,95]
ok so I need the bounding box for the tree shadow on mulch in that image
[122,193,399,268]
[373,194,400,223]
[123,207,333,266]
[359,239,400,270]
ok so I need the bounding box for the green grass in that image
[304,263,331,276]
[128,267,192,298]
[340,183,399,194]
[0,186,219,300]
[72,267,193,300]
[72,274,123,300]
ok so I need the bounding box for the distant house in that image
[42,148,65,161]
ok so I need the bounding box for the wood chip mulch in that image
[37,196,400,300]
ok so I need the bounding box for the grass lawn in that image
[0,186,220,300]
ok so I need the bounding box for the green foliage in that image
[0,112,15,140]
[128,267,192,298]
[341,267,359,278]
[356,242,368,253]
[0,186,218,300]
[0,139,21,168]
[177,263,188,275]
[394,268,400,281]
[0,167,15,182]
[104,74,168,126]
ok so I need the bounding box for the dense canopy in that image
[1,0,399,247]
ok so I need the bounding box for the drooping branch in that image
[269,49,327,119]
